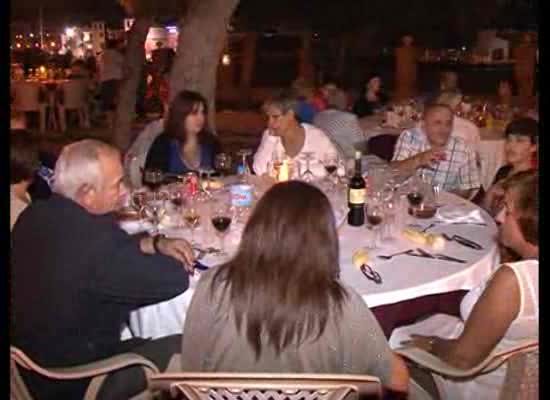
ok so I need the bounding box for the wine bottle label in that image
[349,188,365,204]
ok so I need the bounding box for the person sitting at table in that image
[12,139,196,400]
[352,73,389,118]
[391,103,481,199]
[252,90,342,178]
[477,117,538,216]
[180,181,410,397]
[435,91,480,150]
[391,170,538,400]
[439,71,461,94]
[313,86,365,158]
[10,130,40,230]
[291,78,320,123]
[145,90,219,177]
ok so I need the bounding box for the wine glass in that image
[210,199,233,256]
[130,189,148,216]
[406,173,424,212]
[183,197,201,245]
[214,153,232,177]
[299,152,315,183]
[237,148,253,182]
[322,152,339,191]
[366,201,384,249]
[142,194,167,235]
[143,169,164,195]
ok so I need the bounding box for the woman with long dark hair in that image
[180,181,409,396]
[352,73,389,118]
[145,90,218,174]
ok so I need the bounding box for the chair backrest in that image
[499,348,538,400]
[149,373,382,400]
[12,82,43,112]
[60,80,89,109]
[125,119,165,188]
[11,346,160,400]
[366,134,399,162]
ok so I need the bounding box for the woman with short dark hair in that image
[478,118,538,216]
[181,181,409,396]
[145,90,218,176]
[11,130,40,229]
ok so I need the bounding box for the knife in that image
[452,234,483,250]
[441,233,483,250]
[434,254,467,263]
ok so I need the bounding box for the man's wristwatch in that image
[152,234,166,254]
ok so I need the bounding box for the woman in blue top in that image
[145,90,219,177]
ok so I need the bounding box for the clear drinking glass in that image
[183,196,201,245]
[210,198,233,256]
[237,148,253,182]
[322,152,339,191]
[366,201,384,249]
[214,153,232,177]
[299,152,315,183]
[143,194,167,235]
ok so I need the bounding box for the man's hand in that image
[156,237,195,273]
[417,147,446,167]
[141,236,195,273]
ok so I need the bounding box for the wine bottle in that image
[348,151,365,226]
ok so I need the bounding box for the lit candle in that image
[278,159,289,182]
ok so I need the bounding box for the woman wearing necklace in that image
[145,90,218,177]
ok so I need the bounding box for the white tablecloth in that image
[121,192,499,340]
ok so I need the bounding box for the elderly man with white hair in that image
[12,139,195,400]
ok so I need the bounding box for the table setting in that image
[117,158,500,340]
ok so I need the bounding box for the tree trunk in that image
[113,17,152,151]
[170,0,240,134]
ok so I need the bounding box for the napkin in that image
[119,219,153,235]
[436,208,486,224]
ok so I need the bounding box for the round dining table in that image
[120,187,500,341]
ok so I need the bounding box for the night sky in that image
[11,0,537,33]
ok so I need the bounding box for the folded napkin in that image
[436,207,486,224]
[119,219,153,235]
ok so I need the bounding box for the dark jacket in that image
[11,194,189,399]
[144,132,218,175]
[352,92,388,118]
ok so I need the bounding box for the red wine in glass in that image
[171,197,184,207]
[212,216,232,233]
[407,192,424,207]
[367,215,383,226]
[324,165,338,175]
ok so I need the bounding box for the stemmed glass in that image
[321,152,339,191]
[237,148,253,182]
[143,168,164,199]
[210,198,233,256]
[142,193,167,235]
[366,195,384,249]
[300,152,315,183]
[183,196,201,245]
[214,153,232,178]
[130,190,148,217]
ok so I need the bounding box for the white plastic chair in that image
[395,340,538,399]
[124,119,165,189]
[11,346,159,400]
[12,81,47,133]
[148,372,383,400]
[57,79,91,132]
